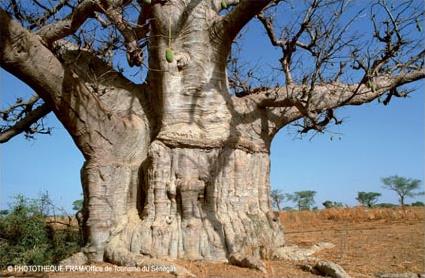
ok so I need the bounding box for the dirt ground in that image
[2,207,424,278]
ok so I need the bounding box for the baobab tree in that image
[1,0,424,274]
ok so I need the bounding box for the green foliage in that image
[282,206,295,211]
[221,0,228,9]
[356,191,381,207]
[286,190,316,211]
[0,194,80,268]
[271,189,285,211]
[72,198,83,211]
[411,201,425,207]
[322,200,344,209]
[382,175,423,206]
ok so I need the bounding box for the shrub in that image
[411,201,425,207]
[375,203,398,208]
[0,194,80,269]
[322,200,344,209]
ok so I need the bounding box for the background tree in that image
[286,191,316,211]
[382,175,424,207]
[356,192,381,208]
[72,199,83,212]
[375,203,397,208]
[271,189,285,211]
[322,200,344,209]
[0,0,424,273]
[72,195,84,246]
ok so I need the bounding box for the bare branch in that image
[257,13,284,47]
[1,94,40,116]
[36,0,101,44]
[0,9,149,152]
[246,68,425,134]
[0,102,51,143]
[34,0,147,66]
[101,4,144,66]
[29,0,72,29]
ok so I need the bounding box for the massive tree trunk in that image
[1,0,424,273]
[102,2,284,265]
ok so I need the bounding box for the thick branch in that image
[0,10,151,159]
[0,102,51,143]
[218,0,272,42]
[1,8,66,110]
[245,69,425,133]
[35,0,145,66]
[36,0,101,44]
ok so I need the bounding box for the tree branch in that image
[29,0,72,29]
[35,0,147,66]
[217,0,272,43]
[1,94,39,116]
[1,8,66,110]
[0,102,51,143]
[245,69,425,134]
[36,0,101,45]
[0,9,151,156]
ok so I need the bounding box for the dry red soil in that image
[3,207,424,278]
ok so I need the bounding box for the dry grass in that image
[280,206,425,231]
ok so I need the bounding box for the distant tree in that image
[382,176,424,207]
[72,198,83,212]
[72,194,84,242]
[282,207,295,211]
[287,191,316,211]
[0,210,8,215]
[271,189,285,211]
[411,201,425,207]
[322,200,344,209]
[356,192,381,208]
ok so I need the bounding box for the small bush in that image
[375,203,398,208]
[411,201,425,207]
[0,194,81,269]
[322,200,344,209]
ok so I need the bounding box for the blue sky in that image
[1,1,424,212]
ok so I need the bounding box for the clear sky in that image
[1,2,424,213]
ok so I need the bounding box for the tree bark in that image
[102,1,284,264]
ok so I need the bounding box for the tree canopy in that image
[356,191,381,208]
[382,175,423,206]
[286,190,316,210]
